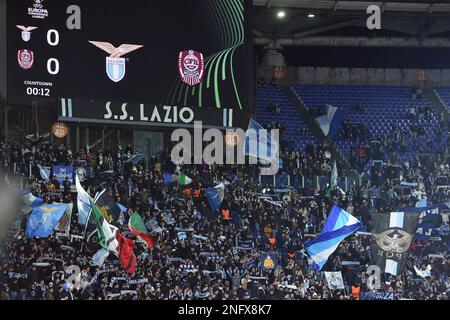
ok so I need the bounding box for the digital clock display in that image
[26,86,51,97]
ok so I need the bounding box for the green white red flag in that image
[128,212,155,249]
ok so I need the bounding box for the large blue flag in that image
[205,183,225,212]
[26,204,68,238]
[305,205,361,270]
[244,119,279,162]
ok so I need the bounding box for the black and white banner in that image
[371,212,420,276]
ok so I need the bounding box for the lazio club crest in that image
[178,50,205,86]
[17,25,38,42]
[106,57,126,83]
[89,41,143,83]
[17,49,34,69]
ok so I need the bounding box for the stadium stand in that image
[257,84,317,151]
[1,0,449,304]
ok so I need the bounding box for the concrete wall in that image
[257,66,450,87]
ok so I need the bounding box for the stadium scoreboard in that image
[7,0,254,114]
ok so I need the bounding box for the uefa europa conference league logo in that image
[28,0,49,20]
[89,41,143,83]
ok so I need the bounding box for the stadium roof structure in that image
[253,0,450,47]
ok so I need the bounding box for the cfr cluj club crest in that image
[178,50,205,86]
[17,49,34,69]
[88,41,143,83]
[17,25,38,42]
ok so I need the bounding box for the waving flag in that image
[371,212,419,276]
[116,231,137,275]
[400,205,441,241]
[76,175,93,225]
[92,248,110,267]
[54,203,73,235]
[205,183,225,212]
[305,205,361,270]
[331,161,338,189]
[37,164,50,181]
[21,190,43,207]
[126,154,144,166]
[178,172,192,186]
[414,265,432,278]
[90,199,136,274]
[316,105,348,137]
[244,119,279,162]
[163,172,178,187]
[94,190,121,223]
[21,190,44,215]
[26,204,68,238]
[89,199,119,255]
[84,189,122,249]
[117,203,127,213]
[163,172,192,187]
[129,212,155,249]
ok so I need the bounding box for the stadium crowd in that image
[0,123,449,301]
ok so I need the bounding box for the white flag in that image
[324,271,345,289]
[414,265,432,278]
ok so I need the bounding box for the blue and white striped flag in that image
[21,190,44,208]
[305,205,361,270]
